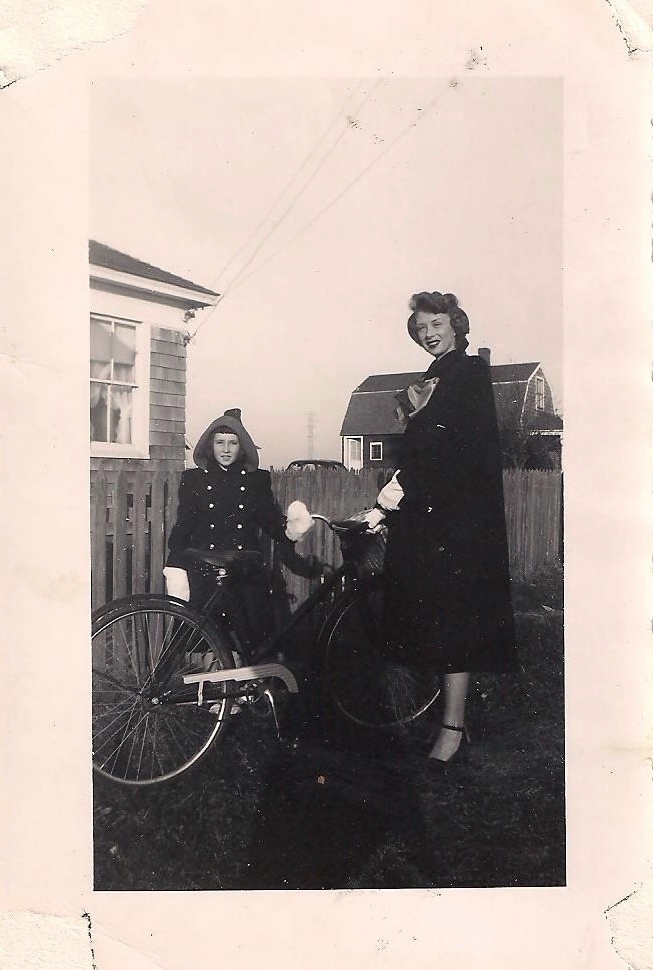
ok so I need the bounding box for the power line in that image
[226,82,452,296]
[189,80,376,342]
[224,80,383,294]
[213,79,368,292]
[189,80,452,340]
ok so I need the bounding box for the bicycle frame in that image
[180,558,356,708]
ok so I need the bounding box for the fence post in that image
[132,472,149,595]
[112,468,129,599]
[150,467,166,594]
[90,469,107,612]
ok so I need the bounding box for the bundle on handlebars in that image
[312,514,387,579]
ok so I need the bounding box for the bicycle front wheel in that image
[92,594,232,787]
[321,583,441,729]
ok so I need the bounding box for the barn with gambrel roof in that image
[340,348,562,470]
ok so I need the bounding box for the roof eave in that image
[90,265,220,309]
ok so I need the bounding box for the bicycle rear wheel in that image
[321,582,441,728]
[92,594,232,787]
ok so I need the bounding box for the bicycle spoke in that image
[159,717,206,757]
[97,705,150,774]
[117,616,140,682]
[92,668,141,697]
[93,698,138,734]
[93,690,141,739]
[92,600,229,785]
[122,708,148,779]
[94,699,144,759]
[94,623,140,684]
[323,588,441,728]
[135,711,150,781]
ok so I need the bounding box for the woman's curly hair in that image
[407,291,470,347]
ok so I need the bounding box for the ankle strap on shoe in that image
[442,723,465,732]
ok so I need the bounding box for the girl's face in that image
[414,311,456,358]
[212,432,241,469]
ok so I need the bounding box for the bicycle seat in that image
[185,547,264,570]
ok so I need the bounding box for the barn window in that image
[535,376,545,411]
[90,314,150,458]
[369,441,383,461]
[344,437,363,470]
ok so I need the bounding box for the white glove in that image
[354,507,386,534]
[376,471,404,512]
[163,566,190,602]
[285,501,315,542]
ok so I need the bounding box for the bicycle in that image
[91,515,441,787]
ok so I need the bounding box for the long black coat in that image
[383,349,517,674]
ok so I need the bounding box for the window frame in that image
[369,440,383,462]
[535,375,546,411]
[90,313,151,459]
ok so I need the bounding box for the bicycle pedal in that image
[208,701,244,716]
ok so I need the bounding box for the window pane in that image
[113,362,136,383]
[109,386,133,444]
[90,318,112,368]
[90,383,108,442]
[113,325,136,382]
[90,360,111,379]
[113,324,136,362]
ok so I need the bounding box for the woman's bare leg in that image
[428,671,470,761]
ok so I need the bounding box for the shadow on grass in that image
[94,574,565,890]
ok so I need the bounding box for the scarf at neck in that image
[394,347,467,425]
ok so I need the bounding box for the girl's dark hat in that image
[193,408,259,471]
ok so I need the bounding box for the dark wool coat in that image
[166,458,290,642]
[383,349,517,674]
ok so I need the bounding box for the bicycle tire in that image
[92,594,233,787]
[320,581,441,729]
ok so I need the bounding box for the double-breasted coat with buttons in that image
[382,348,517,674]
[166,458,290,641]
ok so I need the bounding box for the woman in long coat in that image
[362,292,517,767]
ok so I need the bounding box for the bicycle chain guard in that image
[183,662,299,706]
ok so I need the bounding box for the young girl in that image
[163,408,312,648]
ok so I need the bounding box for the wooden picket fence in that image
[90,465,182,611]
[90,466,562,610]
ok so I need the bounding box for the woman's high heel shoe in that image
[425,723,469,772]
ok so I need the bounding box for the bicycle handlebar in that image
[310,513,373,535]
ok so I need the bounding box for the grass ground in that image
[93,569,564,890]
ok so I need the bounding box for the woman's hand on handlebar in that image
[350,507,386,534]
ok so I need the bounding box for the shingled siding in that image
[149,327,186,460]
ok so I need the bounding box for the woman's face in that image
[414,311,456,358]
[212,432,242,469]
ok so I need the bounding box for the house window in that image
[535,376,545,411]
[369,441,383,461]
[344,437,363,470]
[90,314,150,458]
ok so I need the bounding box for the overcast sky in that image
[90,76,562,468]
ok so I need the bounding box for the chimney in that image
[478,347,491,365]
